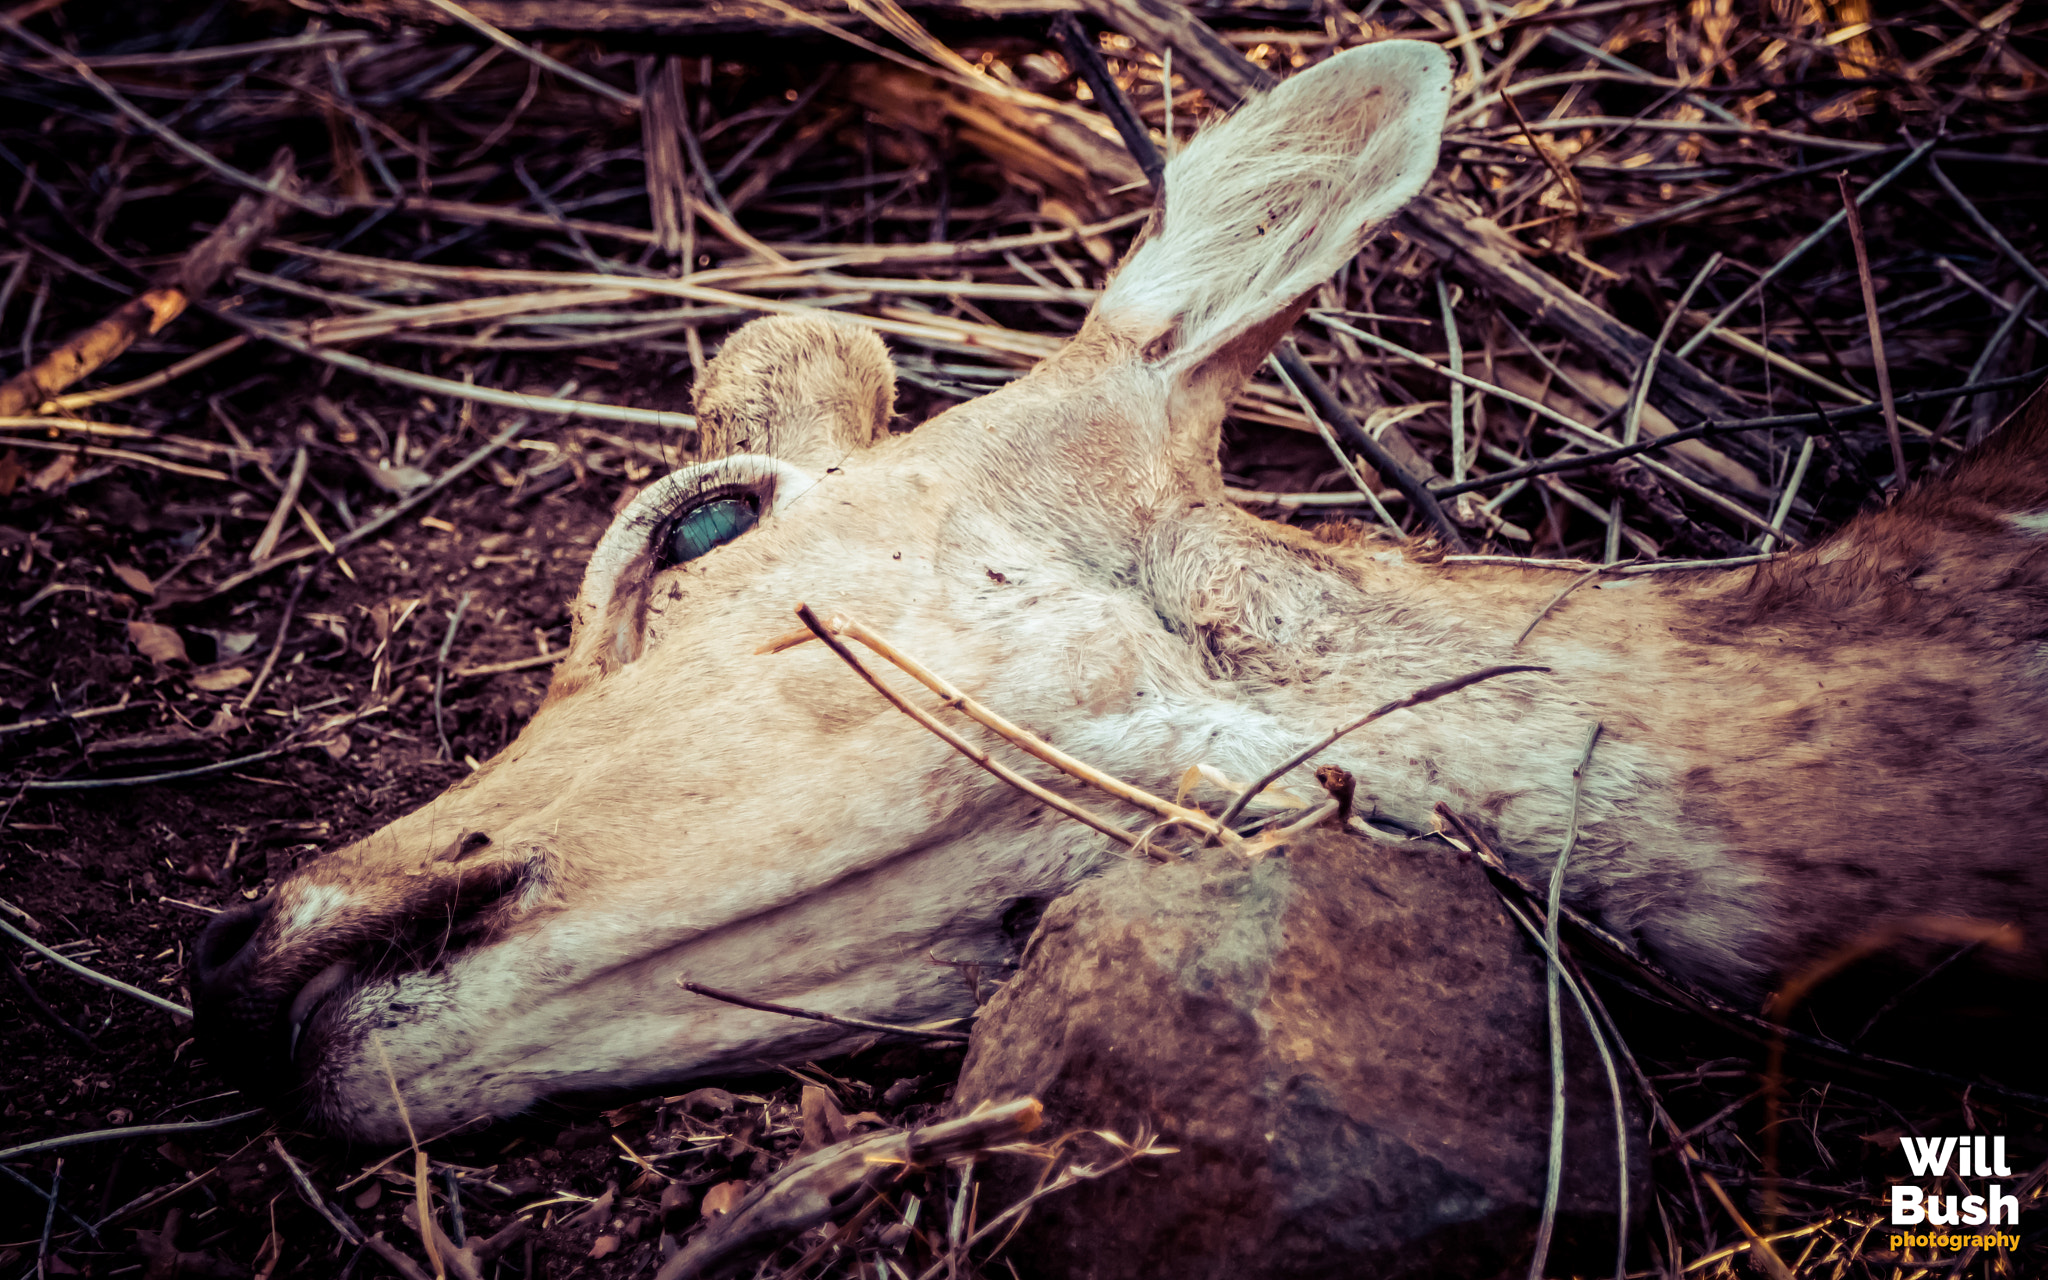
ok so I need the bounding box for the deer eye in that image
[655,494,760,569]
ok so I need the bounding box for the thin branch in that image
[6,742,301,792]
[1514,564,1616,648]
[450,650,559,680]
[238,561,315,711]
[0,698,137,738]
[1275,342,1468,550]
[434,590,476,761]
[1587,147,1904,242]
[202,403,546,601]
[273,1138,443,1280]
[1314,315,1785,541]
[1928,158,2048,297]
[1674,139,1936,362]
[1837,172,1905,490]
[1427,369,2046,500]
[795,608,1238,847]
[0,16,336,216]
[1052,13,1163,192]
[10,703,389,793]
[1756,435,1814,555]
[679,979,970,1042]
[1213,664,1548,834]
[1608,252,1721,563]
[1440,806,1631,1280]
[656,1099,1048,1280]
[0,434,229,481]
[0,1109,262,1163]
[1529,722,1603,1280]
[0,1160,99,1245]
[413,0,640,110]
[0,915,193,1018]
[1938,287,2035,446]
[43,335,248,411]
[1267,353,1403,533]
[790,604,1139,848]
[1936,256,2048,343]
[230,319,694,430]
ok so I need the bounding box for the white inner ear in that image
[1096,40,1452,372]
[576,454,817,628]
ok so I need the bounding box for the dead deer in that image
[190,40,2048,1141]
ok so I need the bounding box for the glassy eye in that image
[658,495,759,568]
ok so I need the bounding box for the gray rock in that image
[951,830,1643,1279]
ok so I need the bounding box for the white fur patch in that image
[285,883,351,935]
[2008,510,2048,535]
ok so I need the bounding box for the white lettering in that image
[1993,1135,2014,1176]
[1990,1184,2019,1226]
[1929,1194,1960,1225]
[1901,1136,1956,1177]
[1962,1195,1987,1226]
[1892,1185,1926,1224]
[1960,1136,1976,1177]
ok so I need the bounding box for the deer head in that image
[188,42,1460,1140]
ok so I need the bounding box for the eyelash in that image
[651,487,764,570]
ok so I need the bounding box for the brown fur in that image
[1675,386,2048,980]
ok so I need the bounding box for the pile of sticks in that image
[1,0,2039,566]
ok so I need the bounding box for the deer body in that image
[191,41,2048,1142]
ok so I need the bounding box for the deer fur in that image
[190,40,2048,1142]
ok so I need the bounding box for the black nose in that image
[191,896,273,1002]
[189,897,291,1099]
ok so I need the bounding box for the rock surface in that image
[951,830,1642,1279]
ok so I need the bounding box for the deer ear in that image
[1095,40,1451,375]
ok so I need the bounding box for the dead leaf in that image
[190,667,252,693]
[30,453,77,492]
[363,458,434,495]
[354,1182,382,1210]
[314,733,351,761]
[127,621,188,666]
[108,562,155,596]
[798,1085,848,1154]
[193,627,259,655]
[588,1235,620,1259]
[562,1187,616,1230]
[1360,401,1436,438]
[252,1228,284,1280]
[701,1181,747,1218]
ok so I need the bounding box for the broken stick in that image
[0,150,296,418]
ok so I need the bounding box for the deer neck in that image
[1077,503,1779,991]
